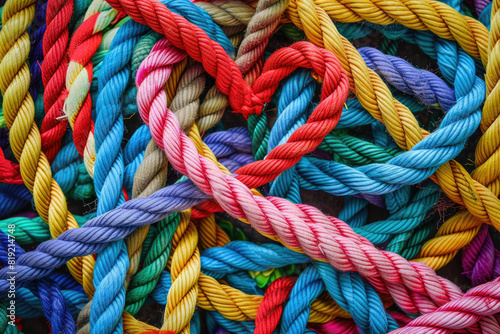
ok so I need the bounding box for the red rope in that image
[64,14,101,158]
[106,0,349,204]
[0,148,23,184]
[41,0,74,162]
[255,277,297,334]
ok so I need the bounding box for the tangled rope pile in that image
[0,0,500,333]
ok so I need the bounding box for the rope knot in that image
[139,330,175,334]
[241,94,265,119]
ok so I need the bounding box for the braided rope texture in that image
[4,0,500,332]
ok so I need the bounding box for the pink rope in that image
[136,39,500,333]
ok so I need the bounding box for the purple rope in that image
[475,0,491,14]
[462,224,500,286]
[0,230,75,333]
[0,128,251,291]
[359,47,455,111]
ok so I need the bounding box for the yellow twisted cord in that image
[63,0,117,177]
[0,0,95,297]
[288,0,489,66]
[474,0,500,191]
[413,0,500,269]
[165,57,188,107]
[195,214,232,250]
[123,312,157,334]
[285,0,500,246]
[197,273,351,322]
[163,210,200,334]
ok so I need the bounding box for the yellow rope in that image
[165,58,189,107]
[288,0,489,66]
[0,0,95,297]
[163,210,200,334]
[284,0,500,270]
[197,273,351,322]
[414,0,500,269]
[195,214,232,250]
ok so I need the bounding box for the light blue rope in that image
[267,70,315,203]
[314,262,399,334]
[52,131,94,200]
[123,124,151,195]
[90,20,149,334]
[266,54,468,199]
[280,266,324,334]
[200,241,395,333]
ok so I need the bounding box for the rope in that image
[462,224,500,286]
[283,0,500,237]
[163,211,199,334]
[63,0,118,177]
[89,19,148,334]
[40,0,73,162]
[0,0,95,297]
[413,0,500,269]
[254,277,296,334]
[288,0,489,66]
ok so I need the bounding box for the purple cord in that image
[0,128,253,291]
[462,224,500,286]
[475,0,491,14]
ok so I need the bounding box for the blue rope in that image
[52,131,94,200]
[268,70,315,203]
[280,266,325,334]
[338,196,368,228]
[314,262,399,334]
[91,19,148,334]
[123,125,151,195]
[200,241,396,333]
[0,184,32,219]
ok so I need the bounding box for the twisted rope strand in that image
[40,0,73,162]
[413,0,500,269]
[63,0,118,177]
[284,0,500,237]
[89,19,148,334]
[255,277,296,334]
[0,0,95,296]
[291,0,490,66]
